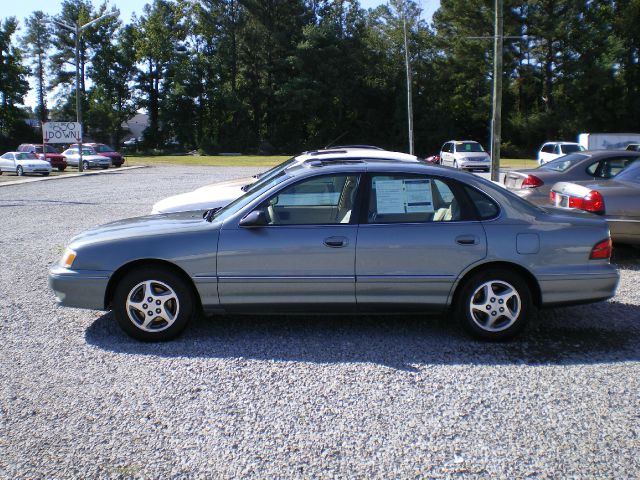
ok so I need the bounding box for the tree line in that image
[1,0,639,157]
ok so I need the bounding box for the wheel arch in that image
[450,261,542,309]
[104,259,202,312]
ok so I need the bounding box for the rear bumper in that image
[538,267,619,306]
[49,266,111,310]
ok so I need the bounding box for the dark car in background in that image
[70,143,125,167]
[17,144,67,171]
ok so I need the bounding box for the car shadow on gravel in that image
[85,299,640,370]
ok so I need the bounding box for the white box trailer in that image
[578,133,640,150]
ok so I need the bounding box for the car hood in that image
[194,176,254,192]
[455,152,489,159]
[69,211,214,249]
[94,151,122,158]
[16,159,51,167]
[152,178,252,214]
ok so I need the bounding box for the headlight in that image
[60,248,77,268]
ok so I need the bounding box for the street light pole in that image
[49,11,118,172]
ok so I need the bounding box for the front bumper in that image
[24,166,52,174]
[49,265,111,310]
[458,160,490,171]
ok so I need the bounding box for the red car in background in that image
[17,144,68,171]
[70,143,125,167]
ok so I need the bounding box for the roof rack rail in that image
[331,145,384,150]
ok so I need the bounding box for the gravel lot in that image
[1,165,639,479]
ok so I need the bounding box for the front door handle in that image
[456,235,479,246]
[324,236,348,248]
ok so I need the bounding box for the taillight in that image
[590,238,612,260]
[568,191,604,213]
[521,175,544,188]
[550,191,556,202]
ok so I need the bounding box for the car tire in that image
[82,160,89,170]
[453,160,458,169]
[42,172,49,176]
[114,164,121,168]
[454,268,533,341]
[58,166,66,172]
[101,166,109,169]
[16,166,24,176]
[113,266,196,341]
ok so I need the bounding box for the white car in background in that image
[439,140,491,172]
[62,147,112,170]
[0,151,53,176]
[151,148,420,214]
[537,141,585,165]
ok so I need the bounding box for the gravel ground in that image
[1,165,639,479]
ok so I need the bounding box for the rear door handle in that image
[456,235,479,245]
[324,236,348,248]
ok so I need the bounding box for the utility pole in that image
[490,0,503,181]
[47,11,118,172]
[403,9,414,155]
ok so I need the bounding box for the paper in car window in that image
[405,179,434,213]
[375,178,434,214]
[375,180,406,213]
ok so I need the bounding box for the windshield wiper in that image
[203,207,222,222]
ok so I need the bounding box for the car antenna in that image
[324,130,349,149]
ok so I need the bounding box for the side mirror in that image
[239,210,268,228]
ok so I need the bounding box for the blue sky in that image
[5,0,440,25]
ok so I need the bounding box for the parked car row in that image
[50,147,618,343]
[505,150,640,245]
[0,143,125,176]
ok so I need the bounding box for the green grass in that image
[126,155,539,170]
[501,158,538,169]
[125,155,289,167]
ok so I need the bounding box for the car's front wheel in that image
[16,166,24,176]
[113,267,196,341]
[82,160,89,170]
[455,268,533,341]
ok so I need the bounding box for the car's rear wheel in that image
[16,166,24,176]
[455,268,532,341]
[57,166,66,172]
[113,267,196,341]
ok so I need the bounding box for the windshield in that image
[540,153,589,172]
[457,142,484,153]
[212,170,293,223]
[560,144,584,154]
[254,157,296,179]
[16,153,38,160]
[244,157,297,190]
[94,144,114,153]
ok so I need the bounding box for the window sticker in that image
[374,178,434,214]
[405,179,434,213]
[277,192,340,206]
[375,180,406,213]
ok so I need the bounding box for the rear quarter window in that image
[463,186,500,220]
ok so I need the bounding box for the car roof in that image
[294,148,419,163]
[543,141,581,145]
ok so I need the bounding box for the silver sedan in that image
[50,160,618,342]
[551,159,640,245]
[62,147,112,169]
[504,150,640,205]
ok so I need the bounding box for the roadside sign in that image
[43,122,82,143]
